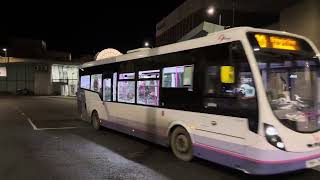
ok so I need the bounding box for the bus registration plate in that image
[306,158,320,168]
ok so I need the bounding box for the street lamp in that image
[144,42,150,47]
[2,48,8,63]
[2,48,7,57]
[207,6,215,16]
[206,6,222,25]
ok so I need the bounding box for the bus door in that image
[195,42,258,155]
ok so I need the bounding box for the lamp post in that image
[2,48,8,63]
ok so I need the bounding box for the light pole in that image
[2,48,8,63]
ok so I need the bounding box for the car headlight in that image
[264,124,286,151]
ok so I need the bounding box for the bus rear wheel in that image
[91,111,101,130]
[170,127,193,161]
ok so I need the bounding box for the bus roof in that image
[81,27,310,69]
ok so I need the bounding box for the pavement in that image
[0,96,320,180]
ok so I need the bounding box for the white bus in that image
[77,27,320,175]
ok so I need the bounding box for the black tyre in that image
[91,111,101,130]
[170,127,193,161]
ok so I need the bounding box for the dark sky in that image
[1,1,185,57]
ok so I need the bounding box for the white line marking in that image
[16,107,85,131]
[36,127,81,131]
[27,118,38,130]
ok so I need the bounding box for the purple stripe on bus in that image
[194,134,320,163]
[193,143,306,175]
[99,117,320,174]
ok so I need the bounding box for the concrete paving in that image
[0,96,319,180]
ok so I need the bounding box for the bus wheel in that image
[170,127,193,161]
[91,111,101,130]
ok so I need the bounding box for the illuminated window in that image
[90,74,102,92]
[80,75,90,89]
[137,80,160,106]
[0,67,7,77]
[118,81,135,103]
[113,73,117,101]
[137,69,160,106]
[103,78,112,101]
[162,65,193,89]
[119,73,135,80]
[139,70,160,79]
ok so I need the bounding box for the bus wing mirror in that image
[220,66,235,84]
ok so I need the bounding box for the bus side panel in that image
[193,131,320,175]
[84,91,109,122]
[100,103,249,155]
[101,102,170,146]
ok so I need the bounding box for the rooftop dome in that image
[95,48,122,60]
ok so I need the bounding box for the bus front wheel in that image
[91,111,101,130]
[170,127,193,161]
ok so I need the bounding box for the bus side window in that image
[118,72,135,104]
[103,78,112,101]
[112,72,117,102]
[162,65,194,90]
[90,74,102,93]
[137,70,160,106]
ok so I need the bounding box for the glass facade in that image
[51,64,79,96]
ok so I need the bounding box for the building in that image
[0,57,80,96]
[156,0,320,49]
[0,38,84,96]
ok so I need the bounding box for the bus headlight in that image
[264,124,286,151]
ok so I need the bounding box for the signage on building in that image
[0,67,7,77]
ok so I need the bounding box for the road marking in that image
[16,107,38,130]
[26,118,38,130]
[36,127,80,131]
[17,107,82,131]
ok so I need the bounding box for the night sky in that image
[0,1,185,58]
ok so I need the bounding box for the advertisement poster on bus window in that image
[0,67,7,77]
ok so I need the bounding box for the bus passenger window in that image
[90,74,102,93]
[118,72,135,104]
[137,70,160,106]
[103,78,112,101]
[162,65,193,90]
[137,80,160,106]
[113,73,117,101]
[80,75,90,89]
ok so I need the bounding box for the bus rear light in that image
[264,124,286,151]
